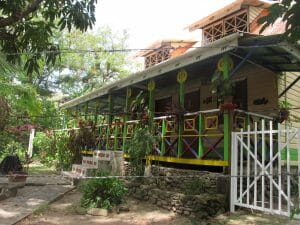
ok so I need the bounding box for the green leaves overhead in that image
[258,0,300,43]
[0,0,97,76]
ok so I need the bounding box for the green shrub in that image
[79,171,127,209]
[1,140,26,161]
[33,131,72,170]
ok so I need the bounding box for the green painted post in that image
[84,102,88,120]
[147,80,155,162]
[106,95,113,150]
[123,88,131,151]
[94,100,100,125]
[223,54,230,161]
[148,80,155,126]
[177,69,187,158]
[198,113,204,158]
[160,119,166,156]
[113,122,118,151]
[246,114,250,128]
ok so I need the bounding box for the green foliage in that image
[258,0,300,43]
[183,179,210,195]
[67,119,98,163]
[50,27,137,97]
[0,140,26,161]
[211,70,235,101]
[33,131,72,170]
[79,171,127,209]
[279,100,292,109]
[125,125,158,176]
[125,91,158,175]
[0,0,97,76]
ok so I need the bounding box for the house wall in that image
[278,72,300,129]
[233,63,278,116]
[278,72,300,156]
[154,63,278,116]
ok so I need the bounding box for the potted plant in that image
[278,100,291,123]
[211,70,236,111]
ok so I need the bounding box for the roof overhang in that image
[60,33,241,109]
[187,0,272,31]
[233,35,300,72]
[61,33,300,110]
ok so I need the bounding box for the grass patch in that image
[26,162,55,175]
[33,203,50,215]
[65,204,87,215]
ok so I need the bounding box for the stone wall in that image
[124,165,227,219]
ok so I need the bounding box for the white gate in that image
[230,120,300,217]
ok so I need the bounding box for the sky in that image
[95,0,235,49]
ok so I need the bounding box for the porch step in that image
[71,164,97,177]
[82,156,98,168]
[93,150,112,161]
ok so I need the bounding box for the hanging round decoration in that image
[177,69,188,83]
[147,80,155,91]
[217,57,234,72]
[127,87,132,97]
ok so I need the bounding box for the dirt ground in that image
[15,188,300,225]
[16,189,195,225]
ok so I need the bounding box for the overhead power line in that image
[1,43,299,56]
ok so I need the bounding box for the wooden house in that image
[60,0,300,168]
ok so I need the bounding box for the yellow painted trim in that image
[205,115,218,130]
[166,119,175,132]
[81,150,94,155]
[123,154,228,166]
[147,156,228,166]
[184,118,195,131]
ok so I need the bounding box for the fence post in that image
[230,132,237,212]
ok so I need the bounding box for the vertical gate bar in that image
[262,119,265,209]
[278,123,282,212]
[287,128,291,215]
[298,128,300,209]
[230,132,237,212]
[269,121,273,212]
[240,129,244,204]
[235,132,239,209]
[247,124,250,205]
[254,122,258,207]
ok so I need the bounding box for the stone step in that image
[82,156,98,168]
[93,150,112,161]
[71,164,97,177]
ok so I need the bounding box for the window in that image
[202,9,248,45]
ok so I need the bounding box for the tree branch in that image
[0,0,43,28]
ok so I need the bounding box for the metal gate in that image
[230,120,300,217]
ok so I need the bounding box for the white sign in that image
[93,150,112,161]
